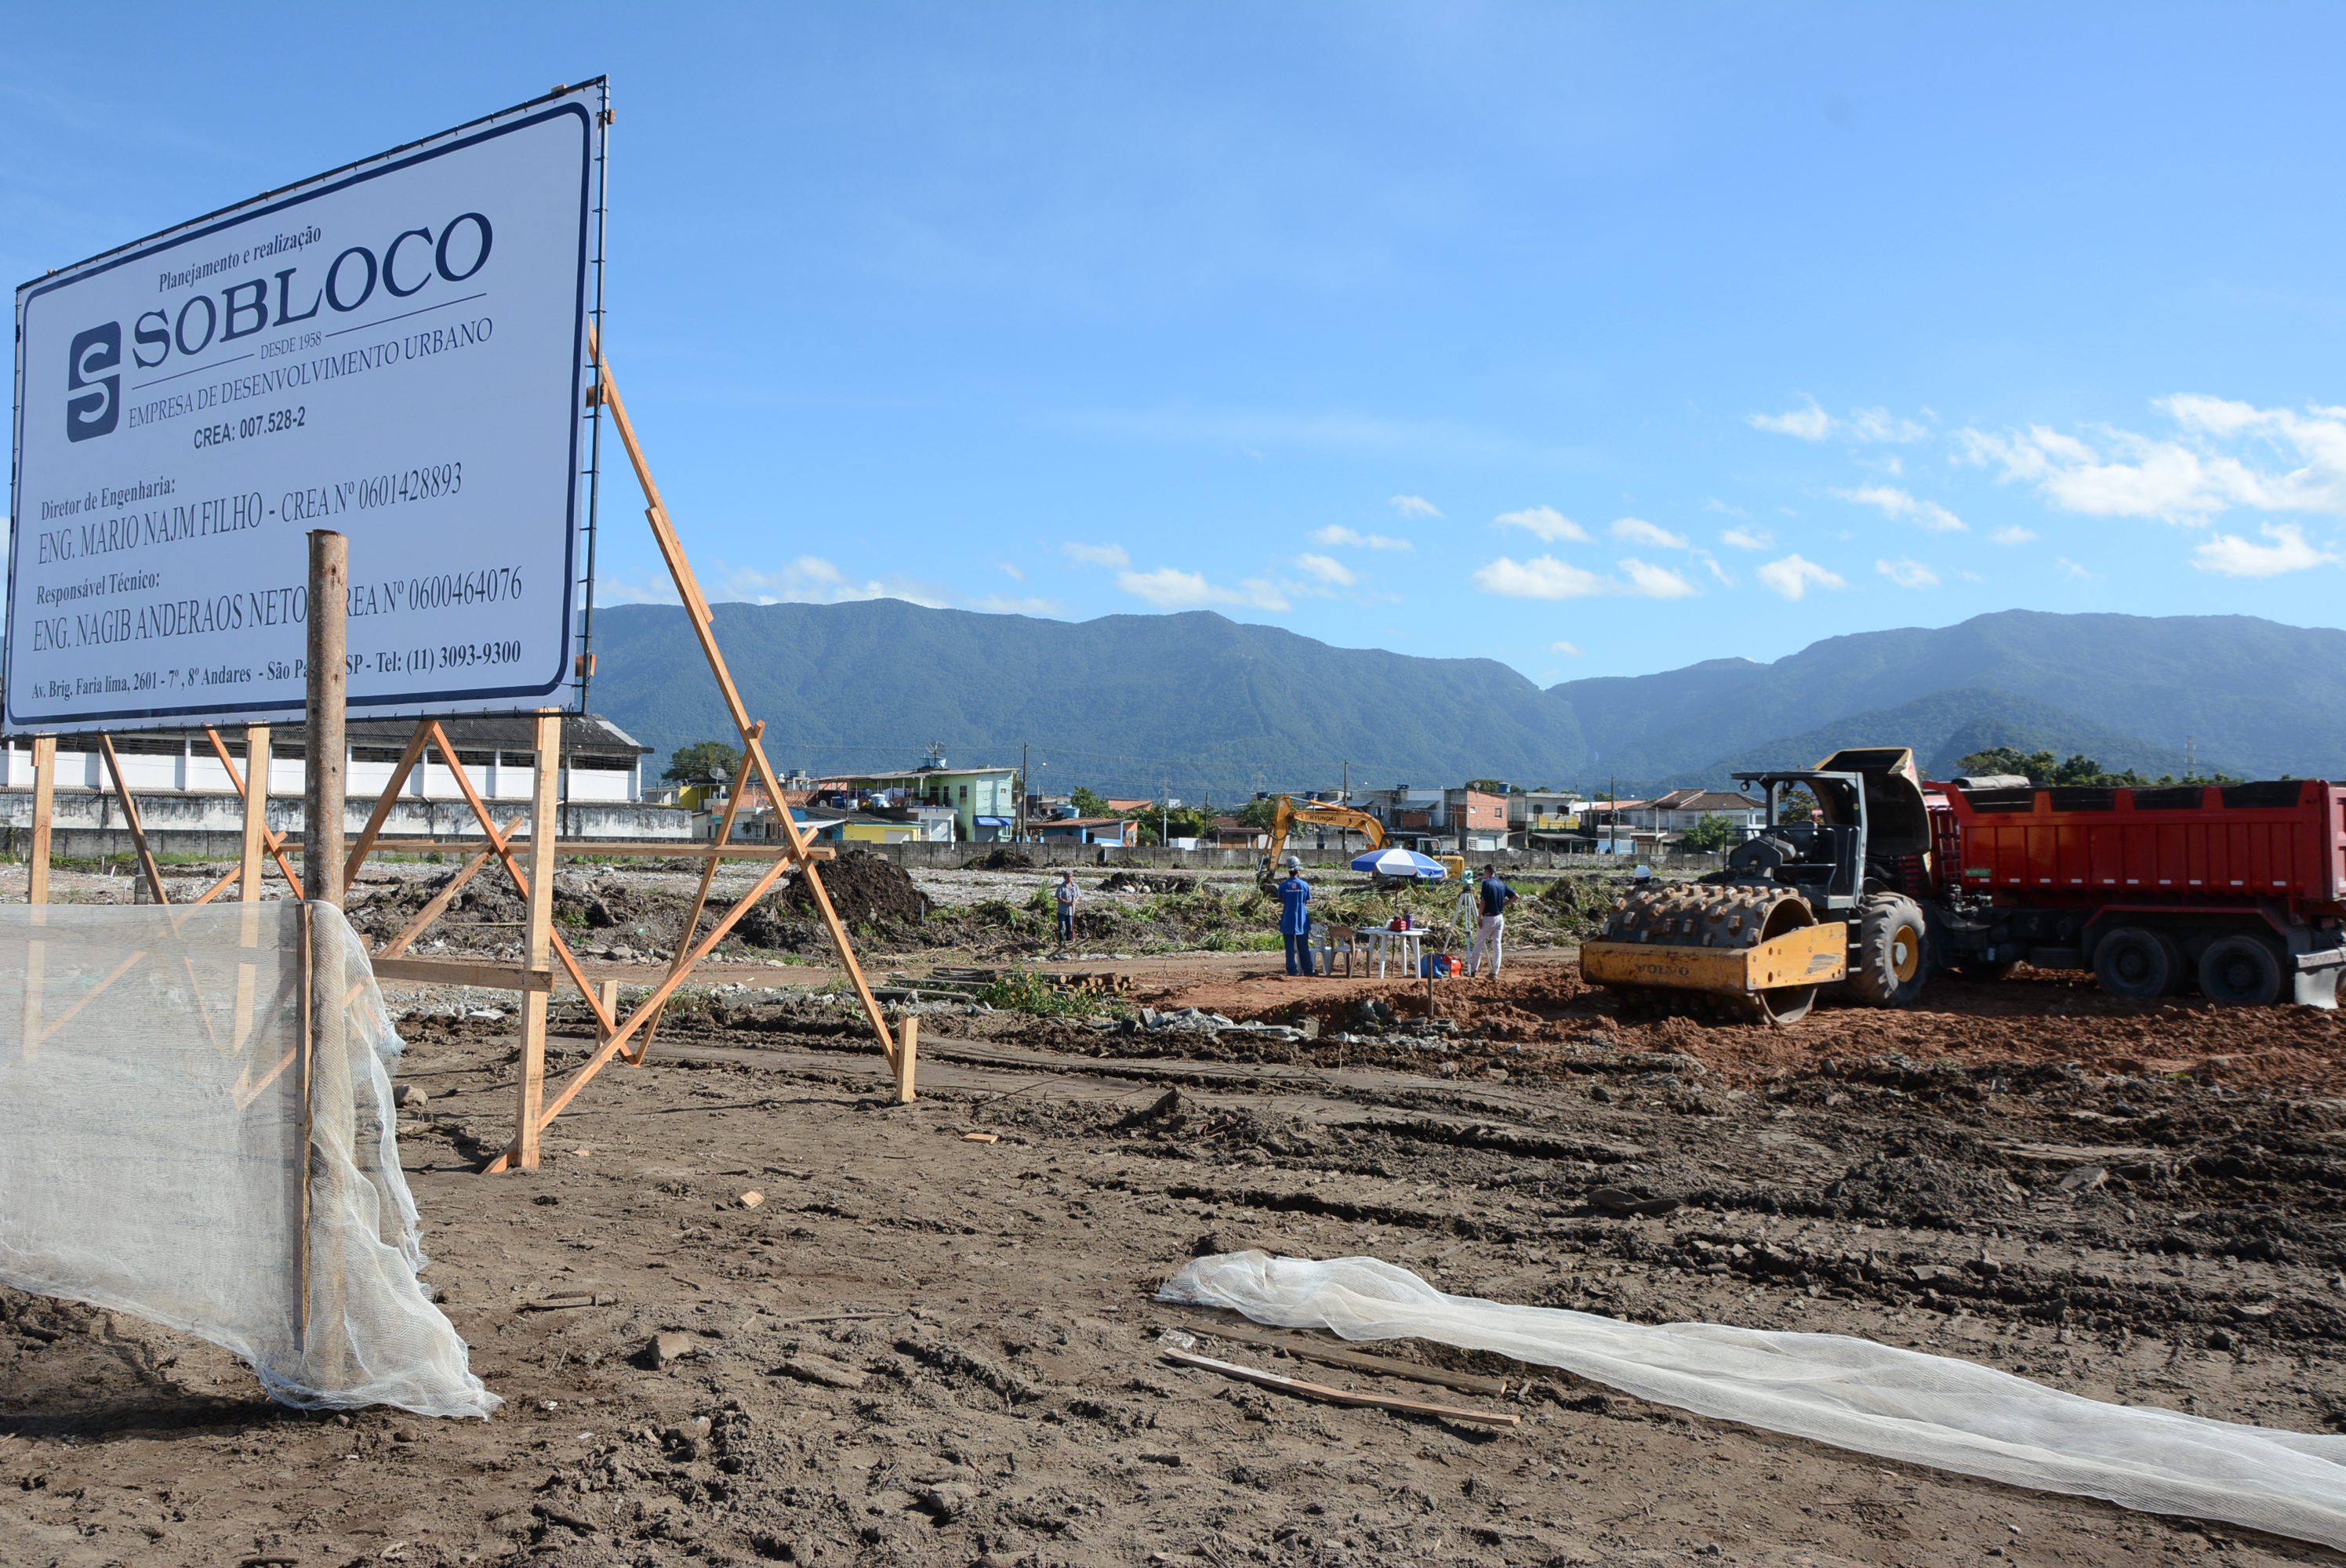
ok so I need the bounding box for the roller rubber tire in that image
[1846,892,1930,1007]
[2094,926,2180,1000]
[2199,935,2284,1007]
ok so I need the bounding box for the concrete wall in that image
[0,789,692,862]
[842,840,1721,876]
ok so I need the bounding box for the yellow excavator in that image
[1257,797,1386,885]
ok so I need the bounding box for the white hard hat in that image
[1284,855,1302,869]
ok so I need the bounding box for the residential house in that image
[1505,788,1586,847]
[1033,815,1137,847]
[808,747,1020,842]
[1352,783,1507,851]
[1625,789,1767,838]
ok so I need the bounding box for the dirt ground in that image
[7,865,2346,1566]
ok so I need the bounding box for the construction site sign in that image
[5,82,605,734]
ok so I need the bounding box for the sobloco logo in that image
[66,322,121,442]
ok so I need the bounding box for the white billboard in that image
[6,82,605,734]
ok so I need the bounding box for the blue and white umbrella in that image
[1352,847,1448,880]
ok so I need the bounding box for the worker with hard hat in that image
[1276,855,1317,977]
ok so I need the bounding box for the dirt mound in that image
[1824,1149,2028,1228]
[973,847,1036,870]
[792,850,928,926]
[1100,871,1197,895]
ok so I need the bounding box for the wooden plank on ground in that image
[1162,1348,1518,1428]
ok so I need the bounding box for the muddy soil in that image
[5,938,2346,1566]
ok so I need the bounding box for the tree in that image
[1777,788,1818,824]
[663,740,743,786]
[1465,779,1510,795]
[1680,812,1740,853]
[1235,795,1284,829]
[1070,786,1112,818]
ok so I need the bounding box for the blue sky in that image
[8,5,2346,687]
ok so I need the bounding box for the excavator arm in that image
[1264,797,1386,869]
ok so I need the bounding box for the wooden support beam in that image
[27,735,54,906]
[594,341,899,1080]
[895,1015,919,1105]
[370,956,554,993]
[635,745,758,1063]
[511,710,563,1172]
[96,733,168,905]
[240,725,271,902]
[285,837,828,861]
[373,816,522,960]
[204,727,305,898]
[481,850,795,1174]
[419,722,616,1040]
[343,723,431,889]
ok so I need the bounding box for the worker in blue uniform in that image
[1276,855,1316,977]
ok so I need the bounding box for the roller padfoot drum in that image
[1579,882,1844,1025]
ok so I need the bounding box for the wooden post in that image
[27,735,54,905]
[597,978,619,1029]
[303,532,348,909]
[895,1014,919,1105]
[242,725,271,902]
[300,530,349,1379]
[513,710,563,1171]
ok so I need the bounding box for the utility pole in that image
[1161,777,1168,849]
[2185,734,2196,782]
[1341,760,1349,806]
[1020,740,1029,843]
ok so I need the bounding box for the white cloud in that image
[1850,407,1929,443]
[1836,483,1966,532]
[1549,640,1582,655]
[1116,566,1289,612]
[1313,524,1414,550]
[1876,558,1939,589]
[1472,555,1606,600]
[1719,527,1772,550]
[1611,517,1688,549]
[1757,554,1847,600]
[2192,522,2341,578]
[2057,557,2097,580]
[1956,397,2346,523]
[1495,506,1592,543]
[968,593,1064,616]
[1748,398,1834,441]
[996,561,1026,581]
[720,557,947,608]
[1471,554,1699,601]
[1697,551,1734,587]
[1294,553,1359,586]
[1062,541,1131,568]
[1703,497,1748,517]
[1988,526,2036,545]
[1389,494,1442,519]
[1617,557,1699,599]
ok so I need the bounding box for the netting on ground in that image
[1160,1250,2346,1551]
[0,902,496,1418]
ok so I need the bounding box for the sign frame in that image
[6,79,608,735]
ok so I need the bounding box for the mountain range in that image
[585,602,2346,796]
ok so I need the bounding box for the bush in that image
[975,969,1109,1018]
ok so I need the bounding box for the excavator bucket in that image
[1580,883,1846,1025]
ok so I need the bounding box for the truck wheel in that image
[1847,892,1929,1007]
[2199,935,2283,1007]
[2094,927,2179,1000]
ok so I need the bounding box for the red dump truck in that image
[1582,748,2346,1022]
[1926,777,2346,1007]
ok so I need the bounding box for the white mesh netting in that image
[1160,1250,2346,1551]
[0,901,496,1417]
